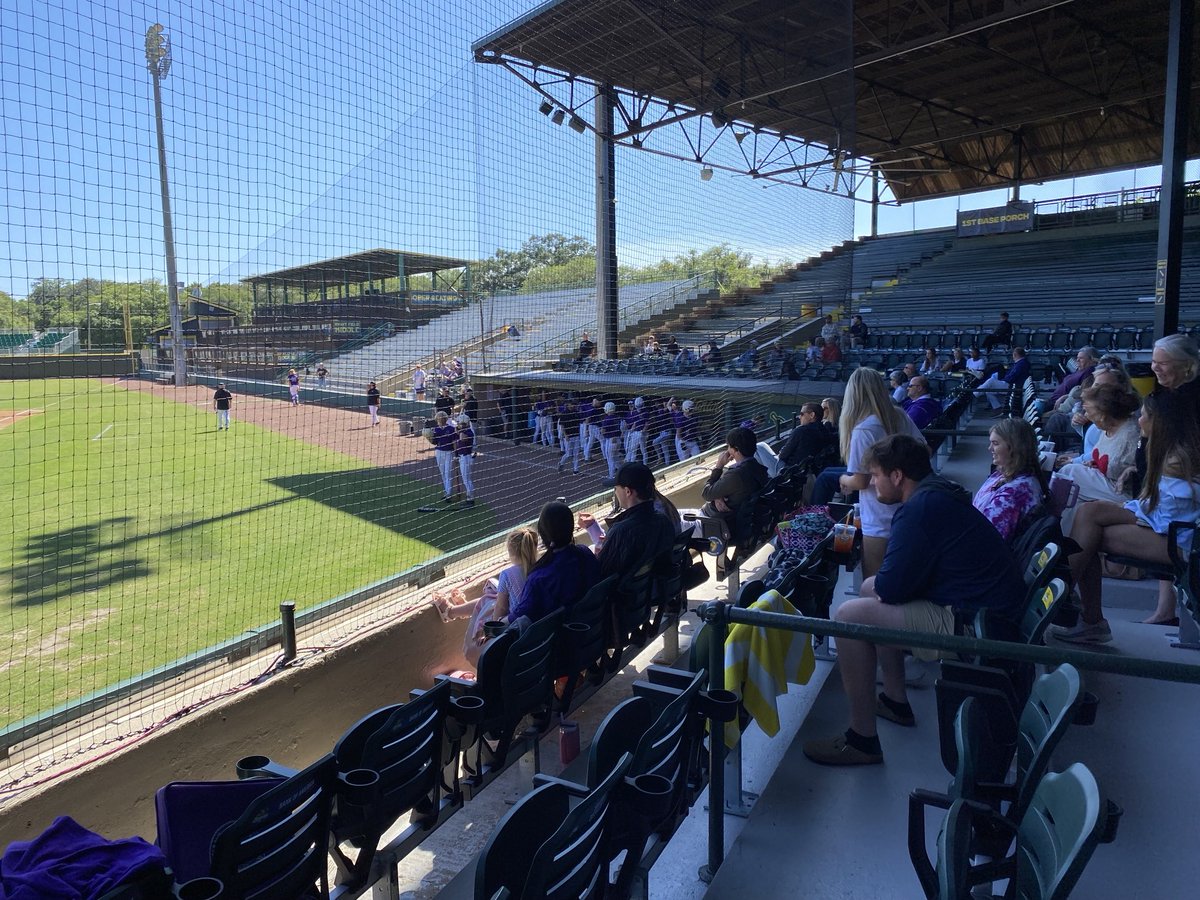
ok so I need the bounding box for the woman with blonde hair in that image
[837,367,926,576]
[821,396,841,431]
[445,528,539,666]
[973,418,1045,540]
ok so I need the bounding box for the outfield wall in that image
[0,354,138,379]
[174,373,436,419]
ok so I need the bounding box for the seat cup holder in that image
[175,877,224,900]
[234,755,280,780]
[628,773,674,821]
[699,689,740,723]
[563,622,590,636]
[1075,691,1099,727]
[450,693,486,725]
[337,767,381,806]
[1101,799,1123,843]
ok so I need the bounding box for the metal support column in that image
[595,85,618,360]
[870,170,879,238]
[1155,0,1193,339]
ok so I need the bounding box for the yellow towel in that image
[723,589,815,747]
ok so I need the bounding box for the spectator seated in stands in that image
[890,370,909,404]
[1043,347,1099,413]
[802,434,1025,766]
[506,324,521,339]
[733,343,758,369]
[821,337,843,363]
[701,339,722,367]
[509,501,601,624]
[699,426,769,527]
[973,418,1046,542]
[778,402,833,469]
[578,462,676,580]
[973,346,1030,413]
[901,376,942,429]
[917,347,942,376]
[1056,383,1141,531]
[443,528,539,667]
[806,338,825,364]
[664,336,682,355]
[848,314,869,349]
[981,311,1014,351]
[964,346,987,380]
[820,314,841,346]
[940,347,967,374]
[577,331,596,362]
[1049,391,1200,644]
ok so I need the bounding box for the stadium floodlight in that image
[700,167,714,181]
[568,115,587,134]
[551,108,566,125]
[144,23,186,387]
[539,100,553,116]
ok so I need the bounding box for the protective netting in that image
[0,0,855,788]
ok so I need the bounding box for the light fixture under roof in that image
[550,108,565,125]
[700,167,714,181]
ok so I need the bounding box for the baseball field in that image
[0,377,502,728]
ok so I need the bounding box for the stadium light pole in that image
[145,24,186,386]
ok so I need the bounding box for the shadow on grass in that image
[6,517,152,607]
[4,470,494,608]
[269,468,497,554]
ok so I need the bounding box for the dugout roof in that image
[244,250,472,289]
[474,0,1200,201]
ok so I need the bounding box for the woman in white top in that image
[838,367,927,576]
[1056,383,1141,533]
[1050,391,1200,643]
[965,347,988,379]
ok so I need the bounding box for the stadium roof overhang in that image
[473,0,1200,203]
[243,250,472,289]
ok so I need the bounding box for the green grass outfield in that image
[0,379,496,728]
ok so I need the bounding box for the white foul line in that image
[92,424,114,441]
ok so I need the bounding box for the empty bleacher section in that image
[861,218,1200,329]
[620,229,954,356]
[321,277,705,392]
[0,332,34,352]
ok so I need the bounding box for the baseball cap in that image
[634,397,644,408]
[614,461,655,496]
[682,400,695,411]
[604,402,616,413]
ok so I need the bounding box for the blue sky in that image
[0,0,1190,300]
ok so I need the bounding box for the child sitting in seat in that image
[434,528,539,667]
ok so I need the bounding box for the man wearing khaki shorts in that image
[803,433,1024,767]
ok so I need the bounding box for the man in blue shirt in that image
[803,434,1024,766]
[973,345,1030,413]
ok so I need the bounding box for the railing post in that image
[701,600,728,883]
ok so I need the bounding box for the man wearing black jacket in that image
[579,462,674,580]
[778,402,832,468]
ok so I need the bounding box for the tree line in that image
[1,235,793,346]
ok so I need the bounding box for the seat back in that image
[156,778,283,885]
[628,669,707,823]
[1014,664,1083,819]
[1015,763,1106,900]
[502,609,565,722]
[1018,577,1069,648]
[586,697,657,788]
[329,680,452,883]
[209,755,338,900]
[558,574,617,678]
[478,753,633,900]
[614,560,657,648]
[949,696,1014,806]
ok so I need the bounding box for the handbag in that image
[775,506,833,557]
[1100,555,1143,581]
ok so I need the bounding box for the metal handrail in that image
[511,272,717,368]
[694,599,1200,881]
